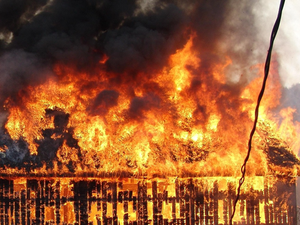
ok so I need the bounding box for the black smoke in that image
[0,0,260,105]
[128,93,161,120]
[0,0,262,170]
[90,89,119,116]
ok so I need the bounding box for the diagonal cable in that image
[229,0,285,224]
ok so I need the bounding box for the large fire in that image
[1,35,299,177]
[0,1,299,224]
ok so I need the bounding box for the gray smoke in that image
[0,0,262,104]
[0,0,268,169]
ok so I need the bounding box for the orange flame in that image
[2,34,299,177]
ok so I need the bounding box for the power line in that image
[229,0,286,224]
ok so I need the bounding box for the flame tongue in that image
[1,35,299,177]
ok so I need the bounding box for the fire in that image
[1,1,299,224]
[0,177,296,224]
[1,34,299,177]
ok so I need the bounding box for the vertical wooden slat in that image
[97,180,102,225]
[143,182,148,224]
[270,204,274,224]
[41,180,45,225]
[112,182,118,225]
[171,197,176,223]
[78,181,88,225]
[228,182,235,225]
[249,196,254,225]
[282,212,287,225]
[194,185,200,225]
[240,199,246,225]
[0,180,3,225]
[223,197,228,224]
[29,180,39,225]
[124,190,129,225]
[158,192,163,225]
[264,178,269,225]
[137,181,143,225]
[287,179,297,225]
[4,180,9,225]
[102,181,108,225]
[26,180,31,225]
[254,198,260,225]
[186,180,193,225]
[55,180,60,225]
[132,193,137,214]
[88,180,96,213]
[179,181,185,220]
[204,188,209,225]
[9,180,14,225]
[74,181,80,225]
[246,197,250,225]
[198,183,204,225]
[213,181,218,225]
[97,180,101,211]
[152,181,158,225]
[21,189,26,225]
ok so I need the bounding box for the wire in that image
[229,0,285,224]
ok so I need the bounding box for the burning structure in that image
[0,177,297,224]
[0,0,299,224]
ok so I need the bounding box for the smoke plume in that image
[2,0,293,171]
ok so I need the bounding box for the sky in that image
[256,0,300,88]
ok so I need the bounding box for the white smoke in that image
[254,0,300,88]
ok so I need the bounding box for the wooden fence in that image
[0,177,296,225]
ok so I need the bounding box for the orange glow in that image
[1,34,299,178]
[2,177,291,225]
